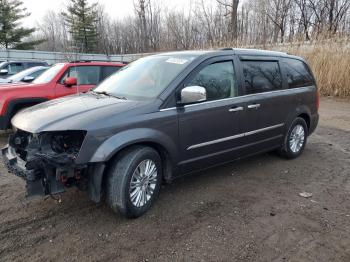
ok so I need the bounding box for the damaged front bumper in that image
[1,130,92,198]
[2,144,77,197]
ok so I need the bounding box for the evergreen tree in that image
[0,0,39,49]
[62,0,98,53]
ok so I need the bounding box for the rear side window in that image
[27,62,45,67]
[61,66,101,85]
[101,66,120,81]
[242,60,282,95]
[188,61,237,101]
[8,63,24,74]
[283,59,315,88]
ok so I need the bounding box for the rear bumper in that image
[309,113,319,135]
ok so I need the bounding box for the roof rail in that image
[69,60,127,64]
[218,48,234,51]
[69,60,93,63]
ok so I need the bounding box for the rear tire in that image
[278,117,308,159]
[106,146,162,218]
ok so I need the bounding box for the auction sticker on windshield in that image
[165,58,189,65]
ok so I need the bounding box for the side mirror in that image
[22,76,35,83]
[179,86,207,104]
[64,77,77,87]
[0,69,8,75]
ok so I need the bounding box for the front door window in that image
[60,66,101,85]
[188,61,237,101]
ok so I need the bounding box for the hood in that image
[12,93,151,133]
[0,82,39,89]
[0,78,11,84]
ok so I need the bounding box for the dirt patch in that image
[1,98,350,262]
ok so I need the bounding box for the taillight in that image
[316,90,320,111]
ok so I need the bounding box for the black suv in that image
[0,60,49,78]
[2,49,319,218]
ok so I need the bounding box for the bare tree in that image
[134,0,149,52]
[35,11,70,51]
[217,0,239,41]
[266,0,292,43]
[146,0,162,51]
[32,0,350,54]
[294,0,313,40]
[326,0,350,33]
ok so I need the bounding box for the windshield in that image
[94,55,195,100]
[33,63,65,84]
[7,67,45,82]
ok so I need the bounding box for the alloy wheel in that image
[129,159,158,207]
[289,124,305,153]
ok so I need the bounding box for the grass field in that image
[269,38,350,97]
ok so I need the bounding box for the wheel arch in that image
[285,105,311,135]
[88,128,179,182]
[87,129,178,203]
[107,141,175,183]
[297,112,310,131]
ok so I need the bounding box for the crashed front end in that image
[2,129,90,198]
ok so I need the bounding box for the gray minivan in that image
[2,49,319,218]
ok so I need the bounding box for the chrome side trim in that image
[188,133,245,150]
[180,135,283,166]
[187,123,284,150]
[159,86,314,112]
[244,124,284,136]
[159,107,176,112]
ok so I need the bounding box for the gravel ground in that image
[0,97,350,262]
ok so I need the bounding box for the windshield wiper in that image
[92,91,127,100]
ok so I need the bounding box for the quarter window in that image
[188,61,237,101]
[283,59,315,88]
[27,62,45,67]
[61,66,100,85]
[242,60,282,95]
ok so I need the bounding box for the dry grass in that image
[214,37,350,97]
[268,38,350,97]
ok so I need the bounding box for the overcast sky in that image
[21,0,193,27]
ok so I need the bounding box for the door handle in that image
[229,106,244,112]
[247,104,261,109]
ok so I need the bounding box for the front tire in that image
[279,117,308,159]
[106,146,162,218]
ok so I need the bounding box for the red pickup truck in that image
[0,61,124,130]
